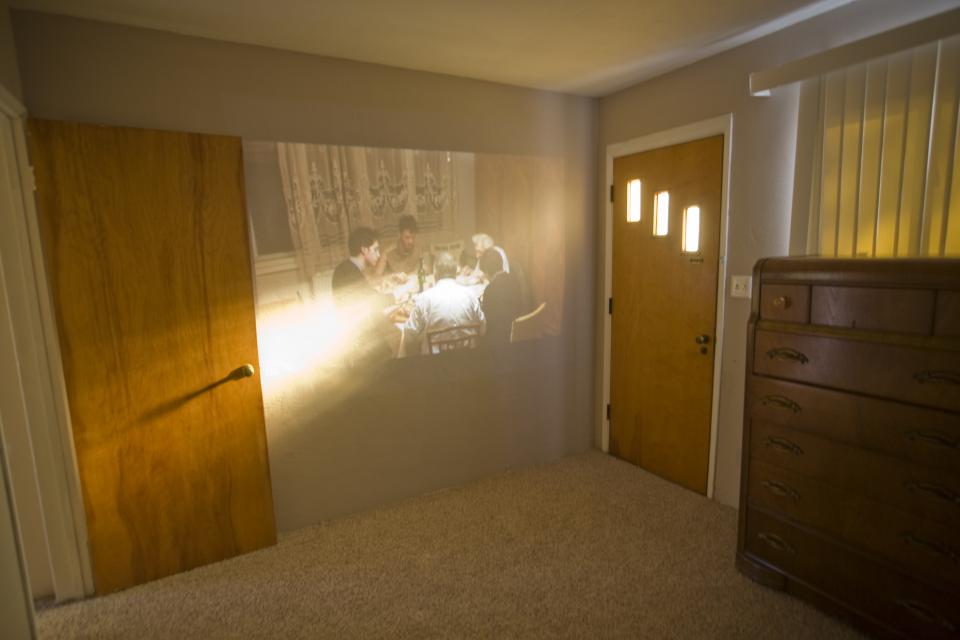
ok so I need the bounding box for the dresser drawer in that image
[744,508,960,640]
[751,421,960,529]
[760,284,809,323]
[748,459,960,593]
[810,286,935,334]
[748,376,960,472]
[936,291,960,337]
[754,330,960,412]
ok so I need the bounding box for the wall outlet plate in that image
[730,275,752,299]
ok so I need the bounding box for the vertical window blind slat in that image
[838,67,866,256]
[897,45,937,256]
[876,53,911,257]
[857,61,887,257]
[806,79,826,255]
[923,38,960,255]
[819,72,846,255]
[945,109,960,255]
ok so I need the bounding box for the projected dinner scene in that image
[243,140,564,386]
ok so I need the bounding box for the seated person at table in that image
[376,214,427,276]
[478,248,522,345]
[332,227,381,303]
[331,227,393,365]
[471,233,510,274]
[403,252,485,353]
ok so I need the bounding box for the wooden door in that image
[28,119,276,594]
[610,135,723,494]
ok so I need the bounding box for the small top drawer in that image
[760,285,809,323]
[811,286,935,335]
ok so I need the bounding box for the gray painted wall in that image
[12,11,598,533]
[599,0,960,508]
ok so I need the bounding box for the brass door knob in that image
[695,335,710,345]
[228,364,256,380]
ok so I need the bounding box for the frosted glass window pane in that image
[653,191,669,236]
[683,206,700,253]
[627,179,642,223]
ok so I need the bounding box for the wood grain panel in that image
[935,290,960,336]
[810,286,935,334]
[610,135,723,494]
[28,119,276,593]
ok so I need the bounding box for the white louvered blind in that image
[795,35,960,257]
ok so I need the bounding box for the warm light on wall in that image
[653,191,669,236]
[256,295,370,394]
[626,179,642,223]
[683,206,700,253]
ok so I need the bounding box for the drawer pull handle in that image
[904,481,960,506]
[764,436,804,456]
[902,533,959,562]
[905,429,960,450]
[761,395,802,413]
[757,532,796,555]
[895,599,957,633]
[771,296,791,309]
[761,480,800,501]
[913,370,960,386]
[766,347,809,364]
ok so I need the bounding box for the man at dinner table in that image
[376,214,427,276]
[478,248,522,345]
[402,252,485,354]
[331,227,393,365]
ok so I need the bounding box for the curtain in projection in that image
[276,143,457,293]
[793,35,960,257]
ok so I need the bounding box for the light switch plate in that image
[730,275,752,299]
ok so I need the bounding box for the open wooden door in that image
[28,119,276,594]
[610,135,723,495]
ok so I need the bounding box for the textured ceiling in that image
[10,0,854,95]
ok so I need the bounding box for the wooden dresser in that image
[737,257,960,640]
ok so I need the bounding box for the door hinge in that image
[608,297,613,315]
[606,403,611,420]
[609,184,614,203]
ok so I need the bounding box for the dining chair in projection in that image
[426,322,483,353]
[510,302,547,342]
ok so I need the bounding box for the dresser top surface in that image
[756,257,960,289]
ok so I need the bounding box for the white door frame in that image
[601,114,733,500]
[0,83,93,600]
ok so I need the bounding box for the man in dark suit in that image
[331,227,381,305]
[331,227,392,365]
[478,248,522,345]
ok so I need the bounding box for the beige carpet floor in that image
[37,451,863,639]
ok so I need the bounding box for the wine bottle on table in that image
[417,257,425,293]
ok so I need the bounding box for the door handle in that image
[695,334,710,345]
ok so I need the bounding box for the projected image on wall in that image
[243,140,564,388]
